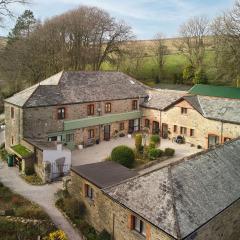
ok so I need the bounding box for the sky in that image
[0,0,235,39]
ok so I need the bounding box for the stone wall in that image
[4,103,23,151]
[185,199,240,240]
[23,98,139,140]
[70,172,173,240]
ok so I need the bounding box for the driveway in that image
[0,161,82,240]
[72,136,202,168]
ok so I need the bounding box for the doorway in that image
[162,123,168,139]
[104,125,111,141]
[208,134,219,148]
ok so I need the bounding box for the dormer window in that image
[57,107,65,119]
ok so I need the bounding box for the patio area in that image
[71,136,203,168]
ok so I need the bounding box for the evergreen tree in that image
[8,10,36,41]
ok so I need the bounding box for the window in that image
[132,100,138,110]
[84,184,94,200]
[181,107,188,114]
[119,122,124,131]
[173,125,178,133]
[190,129,195,137]
[87,104,94,116]
[11,136,14,145]
[132,216,146,236]
[66,133,74,142]
[11,107,14,119]
[224,137,231,142]
[57,107,65,119]
[88,129,94,139]
[48,136,58,142]
[180,127,187,135]
[105,103,111,113]
[145,119,150,128]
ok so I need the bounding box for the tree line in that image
[0,0,240,98]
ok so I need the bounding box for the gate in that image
[50,162,70,181]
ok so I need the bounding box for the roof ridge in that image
[168,166,181,239]
[197,95,206,117]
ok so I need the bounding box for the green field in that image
[102,50,217,87]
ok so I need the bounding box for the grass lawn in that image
[0,182,57,240]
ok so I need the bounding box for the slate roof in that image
[104,139,240,239]
[184,95,240,124]
[71,161,138,189]
[189,84,240,99]
[5,71,148,108]
[141,89,186,110]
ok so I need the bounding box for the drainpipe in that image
[159,109,162,147]
[112,213,115,240]
[220,121,223,144]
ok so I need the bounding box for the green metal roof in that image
[189,84,240,99]
[64,111,142,131]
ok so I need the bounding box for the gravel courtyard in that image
[72,136,202,168]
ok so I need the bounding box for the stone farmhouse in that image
[4,71,147,179]
[4,71,240,180]
[142,85,240,149]
[70,138,240,240]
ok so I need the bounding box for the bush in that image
[97,230,111,240]
[0,148,8,161]
[164,148,175,156]
[111,145,135,168]
[135,134,143,153]
[44,230,67,240]
[148,141,156,149]
[150,135,160,145]
[148,148,163,160]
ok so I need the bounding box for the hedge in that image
[164,148,175,156]
[111,145,135,168]
[148,148,163,160]
[150,135,160,144]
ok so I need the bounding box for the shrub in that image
[111,145,135,168]
[148,141,156,149]
[97,230,111,240]
[135,134,143,153]
[0,148,8,161]
[164,148,175,156]
[148,148,163,160]
[45,230,67,240]
[16,205,48,220]
[150,135,160,145]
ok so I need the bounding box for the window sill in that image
[86,197,95,206]
[131,230,146,239]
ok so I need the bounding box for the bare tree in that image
[212,0,240,86]
[0,0,29,24]
[152,33,169,81]
[176,16,209,69]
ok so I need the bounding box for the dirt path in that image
[0,161,82,240]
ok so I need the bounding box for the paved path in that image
[0,161,82,240]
